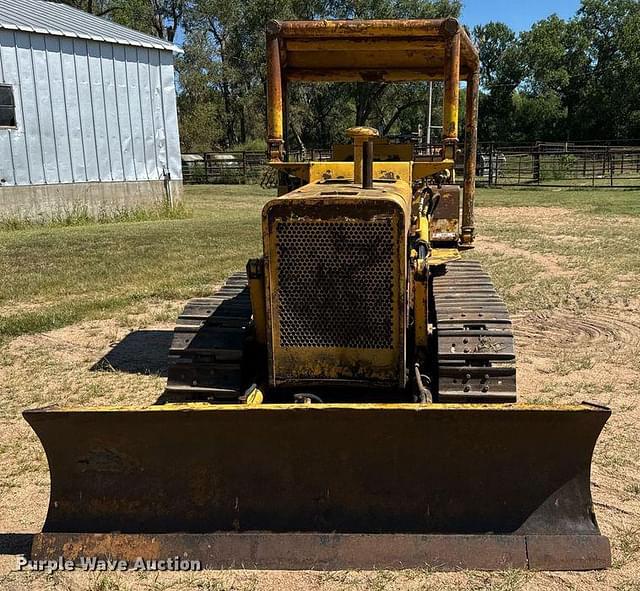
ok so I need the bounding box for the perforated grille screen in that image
[275,218,394,349]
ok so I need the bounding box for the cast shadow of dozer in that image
[91,329,173,377]
[0,533,33,556]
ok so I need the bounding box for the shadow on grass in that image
[91,329,173,377]
[0,533,33,555]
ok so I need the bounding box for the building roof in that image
[0,0,182,53]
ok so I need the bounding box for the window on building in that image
[0,85,16,128]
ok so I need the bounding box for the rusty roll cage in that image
[265,18,480,243]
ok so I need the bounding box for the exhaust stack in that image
[362,140,374,189]
[346,126,379,186]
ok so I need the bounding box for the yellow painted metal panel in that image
[428,247,461,266]
[247,259,267,345]
[269,160,454,185]
[413,272,429,348]
[332,142,414,162]
[412,160,455,179]
[262,188,410,388]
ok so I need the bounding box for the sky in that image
[462,0,582,32]
[173,1,584,47]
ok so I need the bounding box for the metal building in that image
[0,0,183,220]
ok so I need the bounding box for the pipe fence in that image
[476,143,640,188]
[182,142,640,188]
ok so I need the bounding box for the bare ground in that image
[1,205,639,590]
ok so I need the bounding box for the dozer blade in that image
[24,402,610,571]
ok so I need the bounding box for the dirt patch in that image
[0,301,55,317]
[514,308,640,355]
[477,206,577,227]
[475,236,571,275]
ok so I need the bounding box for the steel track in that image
[431,259,517,402]
[162,272,253,402]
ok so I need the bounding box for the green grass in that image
[468,570,530,591]
[477,187,640,216]
[475,187,640,312]
[2,184,640,343]
[0,201,190,231]
[0,185,274,342]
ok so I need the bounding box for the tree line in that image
[55,0,640,150]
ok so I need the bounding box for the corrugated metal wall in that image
[0,30,182,186]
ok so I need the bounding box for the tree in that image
[178,0,461,150]
[54,0,184,40]
[575,0,640,138]
[472,22,525,141]
[62,0,640,147]
[52,0,117,17]
[473,22,519,90]
[516,16,572,141]
[175,30,227,151]
[330,0,461,136]
[473,2,640,143]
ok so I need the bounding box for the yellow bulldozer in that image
[24,19,611,571]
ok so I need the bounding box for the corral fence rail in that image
[182,141,640,188]
[181,152,266,185]
[476,141,640,189]
[181,149,332,185]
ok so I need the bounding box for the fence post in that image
[488,143,494,186]
[532,145,539,184]
[610,149,614,187]
[242,152,247,184]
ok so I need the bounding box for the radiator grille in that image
[275,218,394,349]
